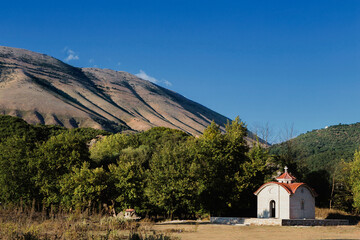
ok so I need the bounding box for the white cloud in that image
[135,70,158,83]
[64,48,79,62]
[135,70,173,87]
[164,80,172,86]
[89,58,94,63]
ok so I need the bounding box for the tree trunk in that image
[330,174,335,209]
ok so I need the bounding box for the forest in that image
[1,114,360,219]
[270,123,360,212]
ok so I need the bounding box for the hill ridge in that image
[0,46,231,136]
[270,122,360,171]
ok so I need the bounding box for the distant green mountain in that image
[270,123,360,172]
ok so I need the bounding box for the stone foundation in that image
[210,217,349,226]
[210,217,282,225]
[282,219,349,226]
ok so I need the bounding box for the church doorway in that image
[270,200,276,218]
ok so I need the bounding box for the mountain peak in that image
[0,46,231,135]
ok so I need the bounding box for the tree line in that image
[0,115,279,218]
[1,114,360,218]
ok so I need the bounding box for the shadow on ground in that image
[156,220,212,225]
[326,213,360,225]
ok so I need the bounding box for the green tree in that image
[109,146,150,213]
[196,117,251,216]
[146,141,200,219]
[330,160,353,212]
[233,142,274,213]
[31,132,90,206]
[137,127,189,150]
[89,133,137,164]
[0,136,38,204]
[350,150,360,212]
[60,162,108,210]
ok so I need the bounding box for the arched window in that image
[269,200,276,218]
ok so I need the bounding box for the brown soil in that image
[152,223,360,240]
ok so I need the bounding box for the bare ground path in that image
[153,223,360,240]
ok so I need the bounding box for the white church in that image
[254,167,317,219]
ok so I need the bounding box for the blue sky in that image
[1,0,359,142]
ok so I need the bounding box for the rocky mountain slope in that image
[0,46,232,136]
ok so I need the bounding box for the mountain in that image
[270,123,360,171]
[0,46,233,136]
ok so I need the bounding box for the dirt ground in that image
[152,223,360,240]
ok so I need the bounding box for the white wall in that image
[279,186,290,219]
[257,184,290,219]
[289,186,315,219]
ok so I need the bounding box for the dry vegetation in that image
[153,223,360,240]
[315,207,352,219]
[153,208,360,240]
[2,206,360,240]
[315,207,360,224]
[0,206,176,240]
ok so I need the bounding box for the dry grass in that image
[153,223,360,240]
[315,207,360,225]
[315,207,352,219]
[2,206,360,239]
[0,207,176,240]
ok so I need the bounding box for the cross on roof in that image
[276,166,296,183]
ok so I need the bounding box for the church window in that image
[270,200,276,218]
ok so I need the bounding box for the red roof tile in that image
[276,172,296,180]
[254,182,317,197]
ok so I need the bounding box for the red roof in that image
[254,182,317,197]
[276,172,296,181]
[125,209,135,212]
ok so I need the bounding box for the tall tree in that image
[60,162,108,210]
[30,132,90,206]
[350,150,360,212]
[0,136,38,204]
[109,146,150,213]
[146,141,200,219]
[196,117,252,216]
